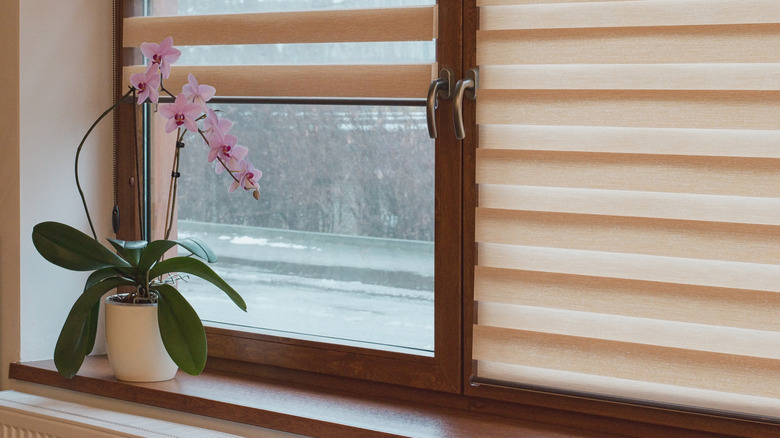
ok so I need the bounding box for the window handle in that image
[453,68,478,140]
[426,68,454,139]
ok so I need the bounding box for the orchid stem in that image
[130,89,144,241]
[163,128,182,240]
[75,88,135,240]
[159,78,176,100]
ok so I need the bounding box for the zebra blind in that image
[121,6,438,98]
[472,0,780,418]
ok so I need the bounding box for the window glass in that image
[146,0,438,353]
[172,42,435,66]
[152,0,435,16]
[160,104,435,352]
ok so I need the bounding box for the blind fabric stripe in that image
[477,243,780,293]
[479,125,780,158]
[123,6,438,46]
[475,209,780,265]
[473,325,780,399]
[473,2,780,416]
[477,302,780,360]
[123,64,435,99]
[477,26,780,65]
[477,185,780,225]
[480,0,780,31]
[477,90,780,130]
[476,150,780,197]
[473,267,780,332]
[480,64,780,91]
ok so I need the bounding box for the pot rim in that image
[105,292,158,306]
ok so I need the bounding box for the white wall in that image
[3,2,293,436]
[18,0,115,362]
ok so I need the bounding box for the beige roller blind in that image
[122,6,438,98]
[472,0,780,418]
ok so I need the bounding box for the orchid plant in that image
[32,37,256,379]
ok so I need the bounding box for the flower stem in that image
[159,77,176,100]
[163,129,183,240]
[130,89,144,241]
[75,88,135,240]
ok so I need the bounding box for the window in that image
[114,0,780,429]
[114,0,462,392]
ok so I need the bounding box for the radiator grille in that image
[0,391,242,438]
[2,423,55,438]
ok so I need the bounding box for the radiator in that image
[0,390,242,438]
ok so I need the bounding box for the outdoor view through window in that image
[149,0,437,352]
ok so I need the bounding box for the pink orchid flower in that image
[229,160,262,193]
[129,70,161,104]
[215,150,249,176]
[140,36,181,79]
[203,108,233,137]
[182,74,216,110]
[207,129,248,173]
[159,94,201,133]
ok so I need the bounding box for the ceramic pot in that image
[104,295,178,382]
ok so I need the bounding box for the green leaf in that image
[106,239,147,268]
[150,257,246,312]
[154,283,207,376]
[137,240,178,274]
[84,267,132,289]
[137,238,217,275]
[174,237,218,263]
[54,277,135,378]
[32,222,130,271]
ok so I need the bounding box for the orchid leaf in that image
[150,257,246,311]
[174,237,217,262]
[137,240,178,274]
[137,238,217,275]
[32,222,130,271]
[106,239,147,268]
[54,277,135,378]
[84,267,132,289]
[154,283,207,375]
[53,300,100,379]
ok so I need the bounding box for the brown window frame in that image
[113,0,464,393]
[110,0,780,434]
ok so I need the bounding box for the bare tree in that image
[175,104,434,242]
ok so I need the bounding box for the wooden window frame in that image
[113,0,464,393]
[107,0,780,434]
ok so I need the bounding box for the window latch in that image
[426,68,454,139]
[453,68,479,140]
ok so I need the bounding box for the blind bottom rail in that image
[469,374,780,426]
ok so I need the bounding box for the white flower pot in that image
[104,295,178,382]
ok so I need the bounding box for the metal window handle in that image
[453,68,479,140]
[426,68,454,139]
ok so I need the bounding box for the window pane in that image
[145,0,438,353]
[173,42,435,66]
[151,0,435,16]
[161,104,435,352]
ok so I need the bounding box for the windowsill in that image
[9,356,595,437]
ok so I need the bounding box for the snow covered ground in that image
[176,221,435,352]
